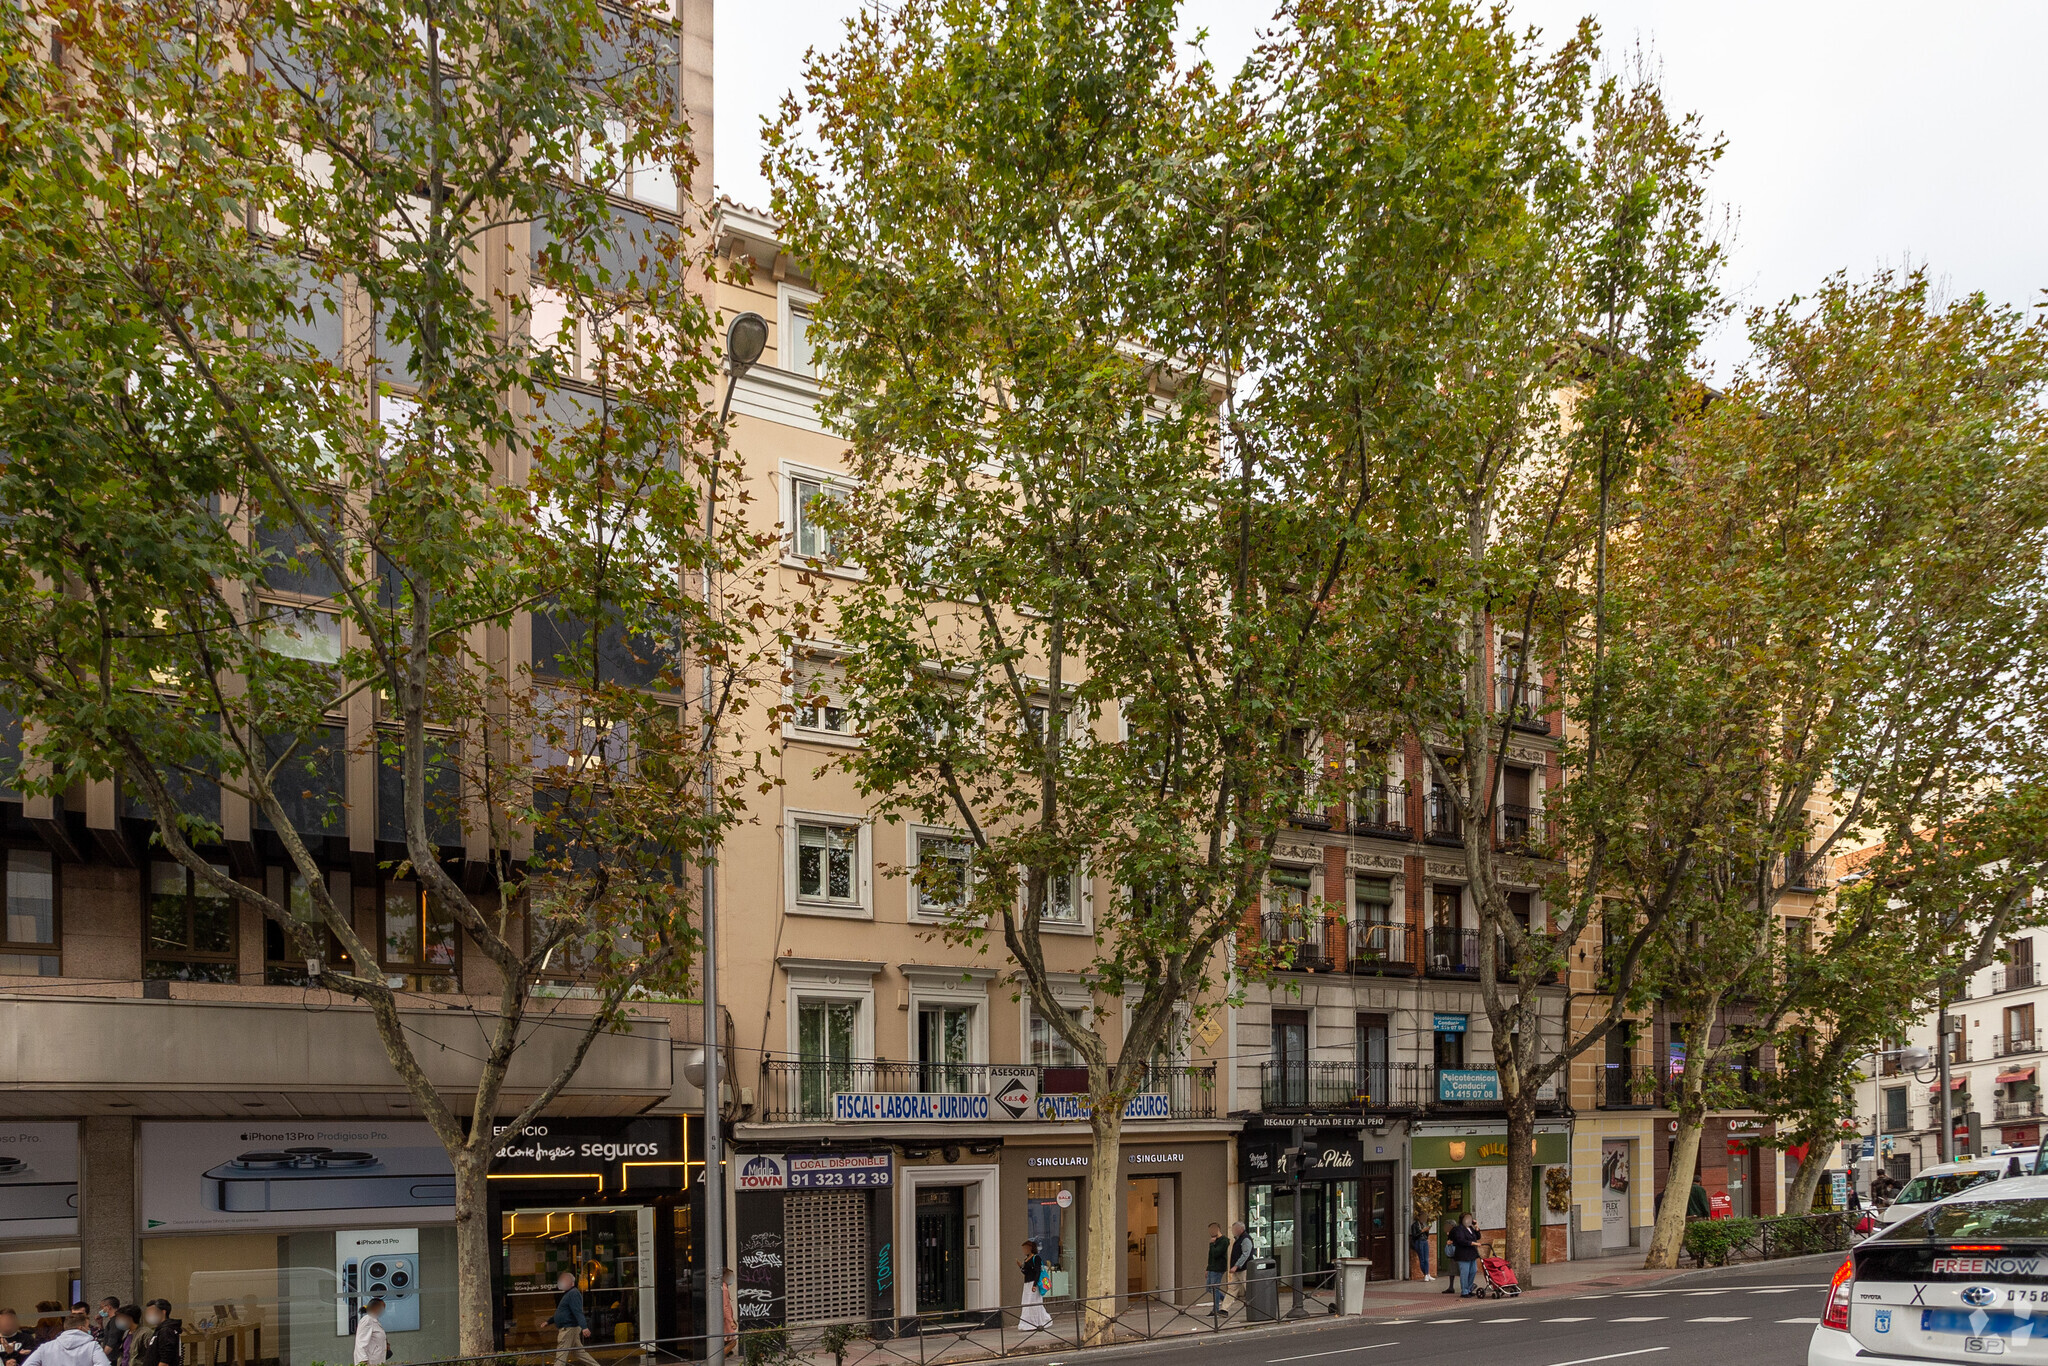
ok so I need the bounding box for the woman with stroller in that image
[1448,1213,1483,1298]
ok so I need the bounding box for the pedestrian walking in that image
[351,1298,387,1366]
[1685,1175,1711,1219]
[1017,1240,1054,1332]
[550,1271,599,1366]
[1448,1213,1483,1298]
[1226,1220,1255,1308]
[1408,1215,1433,1282]
[1,1309,39,1366]
[1205,1223,1230,1314]
[22,1313,108,1366]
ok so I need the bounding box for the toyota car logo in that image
[1963,1287,1998,1307]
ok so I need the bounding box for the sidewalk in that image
[828,1257,1709,1366]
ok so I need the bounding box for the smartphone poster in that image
[0,1123,79,1238]
[141,1122,455,1231]
[337,1228,422,1336]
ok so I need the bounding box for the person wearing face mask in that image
[21,1312,108,1366]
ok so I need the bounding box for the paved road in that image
[1049,1259,1837,1366]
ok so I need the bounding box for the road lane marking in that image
[1777,1317,1819,1324]
[1265,1342,1400,1363]
[1483,1318,1527,1323]
[1688,1317,1749,1323]
[1610,1316,1666,1322]
[1541,1349,1671,1366]
[1429,1318,1471,1324]
[1544,1317,1594,1322]
[1749,1288,1804,1294]
[1683,1291,1728,1296]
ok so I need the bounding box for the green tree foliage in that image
[0,0,777,1345]
[767,0,1693,1311]
[1602,272,2048,1264]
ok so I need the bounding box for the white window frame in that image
[784,978,877,1062]
[785,810,872,919]
[780,460,861,576]
[785,646,861,747]
[907,825,975,923]
[777,282,821,379]
[902,966,996,1068]
[1023,863,1092,935]
[1020,976,1094,1067]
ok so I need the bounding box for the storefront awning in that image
[1998,1068,2036,1084]
[1930,1077,1968,1092]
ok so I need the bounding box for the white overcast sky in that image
[715,1,2048,379]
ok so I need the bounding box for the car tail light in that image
[1822,1256,1854,1330]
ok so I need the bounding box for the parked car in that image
[1811,1173,2048,1366]
[1875,1151,2038,1230]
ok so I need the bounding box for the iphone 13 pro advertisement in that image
[0,1123,79,1238]
[141,1122,456,1231]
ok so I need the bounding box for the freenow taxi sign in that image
[1934,1257,2048,1276]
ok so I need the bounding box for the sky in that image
[714,1,2048,380]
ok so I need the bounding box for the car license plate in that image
[1968,1339,2008,1355]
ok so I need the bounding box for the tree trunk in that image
[1082,1102,1125,1345]
[1644,1102,1705,1269]
[453,1147,495,1357]
[1785,1145,1829,1216]
[1503,1095,1538,1281]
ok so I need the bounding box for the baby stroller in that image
[1477,1254,1522,1298]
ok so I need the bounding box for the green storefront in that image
[1412,1131,1571,1266]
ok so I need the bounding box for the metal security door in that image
[785,1191,869,1325]
[915,1186,965,1314]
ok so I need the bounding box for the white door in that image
[1601,1140,1631,1249]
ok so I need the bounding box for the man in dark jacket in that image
[1205,1224,1229,1315]
[1685,1177,1712,1219]
[0,1310,39,1366]
[131,1302,178,1366]
[550,1272,598,1366]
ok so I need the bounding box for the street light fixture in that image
[702,309,766,1366]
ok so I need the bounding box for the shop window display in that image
[499,1208,651,1352]
[141,1229,457,1366]
[0,1246,78,1324]
[1023,1181,1077,1300]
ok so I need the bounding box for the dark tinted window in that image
[1886,1197,2048,1241]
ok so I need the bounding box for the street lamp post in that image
[703,311,767,1366]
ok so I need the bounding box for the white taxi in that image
[1812,1175,2048,1366]
[1878,1153,2038,1230]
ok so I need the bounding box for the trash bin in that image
[1335,1258,1375,1315]
[1246,1257,1281,1322]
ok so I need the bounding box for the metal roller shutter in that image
[784,1190,869,1324]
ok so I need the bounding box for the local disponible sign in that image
[1436,1069,1502,1103]
[736,1152,893,1192]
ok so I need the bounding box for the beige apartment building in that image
[707,203,1232,1331]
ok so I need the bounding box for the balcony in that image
[1259,1060,1432,1112]
[756,1059,1218,1123]
[1497,677,1550,734]
[1499,803,1544,854]
[1995,1096,2043,1123]
[1426,787,1463,846]
[1598,1064,1654,1109]
[1261,916,1418,978]
[1996,1029,2044,1057]
[1262,913,1337,973]
[1350,783,1412,839]
[1783,851,1828,892]
[1426,927,1479,978]
[1348,921,1416,977]
[1995,965,2039,994]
